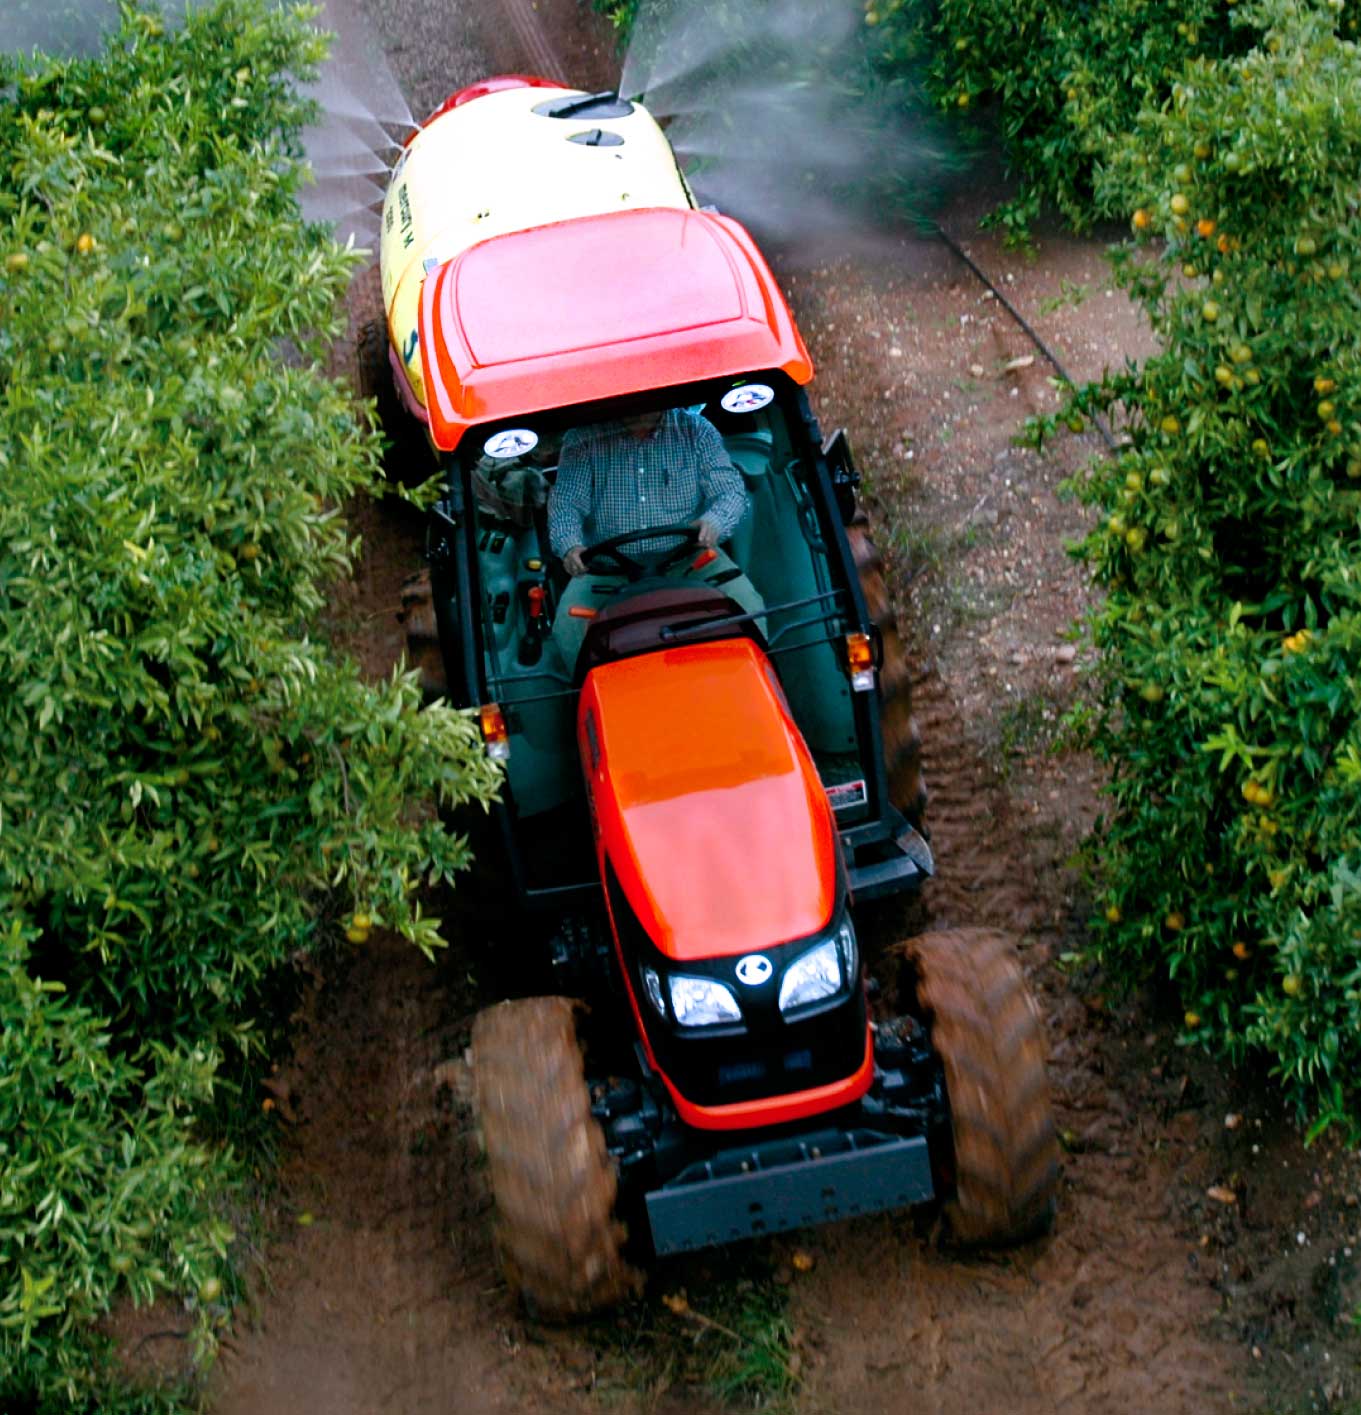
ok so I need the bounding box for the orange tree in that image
[871,0,1248,235]
[0,3,498,1407]
[1031,0,1361,1135]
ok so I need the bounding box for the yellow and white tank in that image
[380,84,694,413]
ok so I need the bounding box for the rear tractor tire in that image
[846,513,927,831]
[907,928,1059,1245]
[356,317,436,484]
[396,567,449,703]
[470,997,639,1317]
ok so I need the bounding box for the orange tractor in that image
[364,76,1057,1311]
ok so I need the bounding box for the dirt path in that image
[209,2,1361,1412]
[212,939,515,1414]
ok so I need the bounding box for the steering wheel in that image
[578,524,703,582]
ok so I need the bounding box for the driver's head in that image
[621,409,665,439]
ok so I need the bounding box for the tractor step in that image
[645,1127,933,1256]
[847,827,934,901]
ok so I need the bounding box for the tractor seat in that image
[575,585,754,682]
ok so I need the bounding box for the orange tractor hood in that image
[578,639,838,962]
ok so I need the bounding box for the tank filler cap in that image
[568,128,625,147]
[533,91,634,120]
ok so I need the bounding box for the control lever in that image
[517,582,547,665]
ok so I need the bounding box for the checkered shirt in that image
[548,410,748,558]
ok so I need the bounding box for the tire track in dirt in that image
[210,938,518,1413]
[793,670,1244,1414]
[495,0,564,82]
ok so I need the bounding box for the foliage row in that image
[874,0,1359,236]
[1026,0,1361,1133]
[0,3,498,1407]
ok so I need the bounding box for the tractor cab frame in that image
[424,368,932,914]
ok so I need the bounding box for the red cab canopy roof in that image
[418,206,814,451]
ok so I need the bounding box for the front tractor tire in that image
[846,513,927,830]
[470,997,638,1317]
[908,928,1059,1246]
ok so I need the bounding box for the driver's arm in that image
[690,416,748,543]
[548,430,592,563]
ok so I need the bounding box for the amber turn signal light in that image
[845,632,876,692]
[479,702,511,761]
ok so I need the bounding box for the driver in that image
[547,407,763,665]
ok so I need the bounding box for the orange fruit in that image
[1184,1011,1201,1028]
[76,233,95,255]
[1160,415,1182,435]
[1132,207,1152,231]
[1315,376,1337,394]
[1282,974,1303,997]
[1196,218,1216,238]
[1165,911,1186,932]
[1170,193,1190,216]
[6,251,30,273]
[1105,904,1122,924]
[1232,941,1250,960]
[1201,300,1220,322]
[239,543,259,560]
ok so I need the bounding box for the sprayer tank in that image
[380,84,693,411]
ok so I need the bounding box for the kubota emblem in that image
[735,954,773,987]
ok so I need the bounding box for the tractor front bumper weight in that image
[645,1127,933,1257]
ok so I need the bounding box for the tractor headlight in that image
[669,974,742,1028]
[778,920,858,1014]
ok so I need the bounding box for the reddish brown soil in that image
[207,1,1361,1412]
